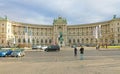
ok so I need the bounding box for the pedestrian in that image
[96,44,100,50]
[105,43,108,48]
[80,46,84,60]
[74,47,77,56]
[96,45,98,49]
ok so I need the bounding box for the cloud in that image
[85,0,119,14]
[0,0,120,25]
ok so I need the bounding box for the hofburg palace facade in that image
[0,16,120,47]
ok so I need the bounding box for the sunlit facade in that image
[0,16,120,47]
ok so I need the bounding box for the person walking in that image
[80,46,84,60]
[74,47,77,56]
[96,44,100,50]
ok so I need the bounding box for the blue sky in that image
[0,0,120,25]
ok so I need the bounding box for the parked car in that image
[71,45,76,48]
[36,45,42,49]
[6,49,13,56]
[11,49,25,57]
[45,45,60,52]
[41,46,48,50]
[32,45,38,49]
[0,50,7,57]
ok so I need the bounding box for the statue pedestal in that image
[58,41,65,47]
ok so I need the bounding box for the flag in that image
[93,25,102,39]
[24,26,28,43]
[93,26,98,39]
[95,26,99,39]
[93,27,96,38]
[29,29,32,44]
[98,25,102,37]
[13,37,16,44]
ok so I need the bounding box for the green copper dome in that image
[53,16,67,25]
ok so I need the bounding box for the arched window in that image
[82,38,84,43]
[32,39,35,44]
[96,39,97,43]
[28,38,30,43]
[45,39,47,43]
[69,39,71,43]
[49,39,51,43]
[23,31,25,35]
[90,38,93,43]
[105,39,108,42]
[86,38,88,41]
[2,40,4,43]
[37,39,39,44]
[77,39,79,43]
[118,40,120,43]
[41,39,43,43]
[86,38,88,43]
[18,38,21,43]
[23,39,25,43]
[73,39,75,43]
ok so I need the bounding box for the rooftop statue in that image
[113,15,116,19]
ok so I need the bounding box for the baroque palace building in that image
[0,16,120,47]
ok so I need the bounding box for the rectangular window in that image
[8,29,9,33]
[118,23,119,25]
[2,28,4,33]
[111,28,113,32]
[119,27,120,32]
[2,40,4,43]
[118,34,120,37]
[2,24,4,26]
[118,40,120,43]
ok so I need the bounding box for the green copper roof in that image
[0,17,4,20]
[0,16,7,20]
[53,16,67,25]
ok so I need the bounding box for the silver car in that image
[11,49,25,57]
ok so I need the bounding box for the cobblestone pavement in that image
[0,47,120,74]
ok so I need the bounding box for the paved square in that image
[0,47,120,74]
